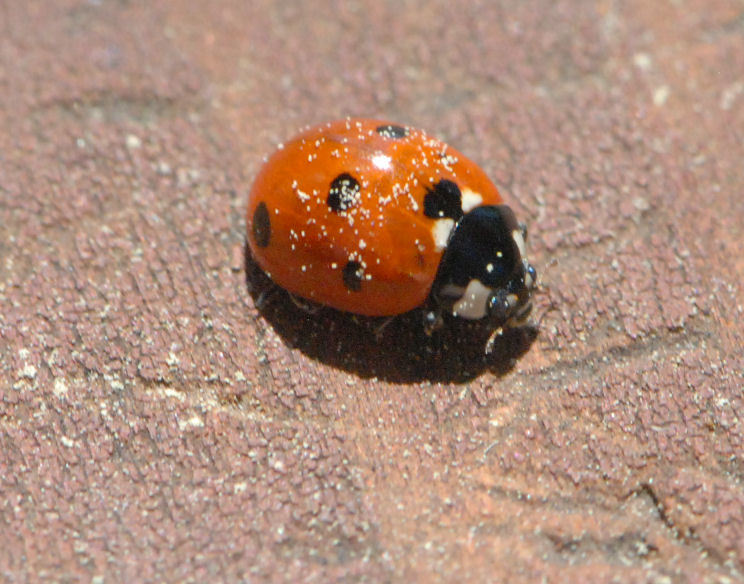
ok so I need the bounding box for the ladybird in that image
[247,118,536,331]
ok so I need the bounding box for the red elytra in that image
[247,118,535,327]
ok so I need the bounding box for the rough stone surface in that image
[1,1,743,582]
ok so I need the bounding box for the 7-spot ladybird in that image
[247,118,536,332]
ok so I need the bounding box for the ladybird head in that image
[433,205,537,328]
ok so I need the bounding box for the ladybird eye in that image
[487,292,510,323]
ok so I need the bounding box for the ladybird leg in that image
[485,323,539,356]
[372,316,396,341]
[349,315,396,340]
[422,309,444,336]
[518,221,528,241]
[504,297,534,329]
[532,282,559,329]
[484,326,505,355]
[288,292,322,315]
[255,286,280,310]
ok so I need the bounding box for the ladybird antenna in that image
[531,257,559,328]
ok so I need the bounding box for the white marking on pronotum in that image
[431,218,455,251]
[452,279,492,319]
[512,229,526,258]
[461,188,483,213]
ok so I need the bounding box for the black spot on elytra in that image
[376,124,408,139]
[327,173,361,213]
[342,261,362,292]
[252,201,271,248]
[423,179,463,221]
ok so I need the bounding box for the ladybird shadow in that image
[244,245,537,384]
